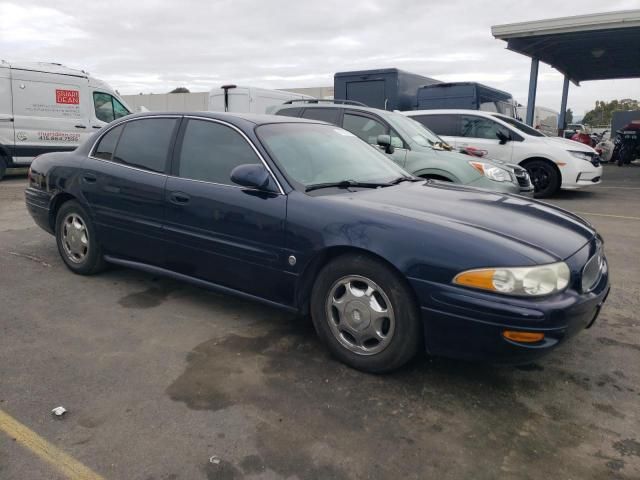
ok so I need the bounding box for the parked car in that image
[273,102,533,195]
[209,85,314,114]
[406,109,603,197]
[563,123,587,139]
[26,112,609,372]
[0,60,131,180]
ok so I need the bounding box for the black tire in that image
[310,253,422,373]
[420,174,452,183]
[523,159,560,198]
[55,200,106,275]
[0,156,6,181]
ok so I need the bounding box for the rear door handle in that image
[75,125,87,129]
[92,125,102,129]
[169,192,191,205]
[82,173,97,183]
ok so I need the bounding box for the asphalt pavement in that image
[0,164,638,480]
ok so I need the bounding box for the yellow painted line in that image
[0,409,105,480]
[575,211,640,221]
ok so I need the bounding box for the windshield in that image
[256,123,410,189]
[492,114,546,137]
[390,113,446,148]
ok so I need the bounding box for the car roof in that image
[405,109,505,117]
[122,111,326,127]
[276,102,396,117]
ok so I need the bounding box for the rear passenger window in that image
[301,108,340,124]
[177,119,261,185]
[112,118,177,172]
[93,125,123,160]
[275,107,302,117]
[412,114,459,137]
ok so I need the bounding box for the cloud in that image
[1,0,639,115]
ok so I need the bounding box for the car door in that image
[341,111,407,167]
[456,114,514,162]
[81,116,180,266]
[163,117,288,303]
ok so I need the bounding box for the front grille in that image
[582,243,606,293]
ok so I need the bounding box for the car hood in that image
[325,181,596,263]
[540,136,597,153]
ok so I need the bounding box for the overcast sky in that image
[2,0,639,116]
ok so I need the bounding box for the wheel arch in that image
[295,245,420,319]
[49,192,78,232]
[520,156,562,183]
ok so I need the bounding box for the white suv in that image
[404,109,603,197]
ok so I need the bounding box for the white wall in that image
[121,92,209,112]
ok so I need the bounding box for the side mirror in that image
[377,134,395,154]
[496,130,511,145]
[230,164,272,190]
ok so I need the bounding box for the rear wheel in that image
[310,254,422,373]
[0,157,6,181]
[55,200,106,275]
[523,159,560,198]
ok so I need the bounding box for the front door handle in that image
[75,124,87,129]
[82,173,97,184]
[92,125,102,129]
[169,192,191,205]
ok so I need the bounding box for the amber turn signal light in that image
[502,330,544,343]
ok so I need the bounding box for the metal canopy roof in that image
[492,10,640,84]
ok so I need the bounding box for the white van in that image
[516,106,559,137]
[405,109,603,197]
[0,61,131,179]
[209,85,314,114]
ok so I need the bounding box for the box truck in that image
[0,60,131,179]
[333,68,441,111]
[209,85,314,114]
[418,82,518,118]
[516,106,559,136]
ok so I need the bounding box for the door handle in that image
[92,125,102,129]
[75,125,87,129]
[169,192,191,205]
[82,173,97,184]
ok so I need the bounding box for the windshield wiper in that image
[388,176,422,185]
[305,180,392,192]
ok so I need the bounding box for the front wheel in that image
[310,254,422,373]
[523,160,560,198]
[55,200,106,275]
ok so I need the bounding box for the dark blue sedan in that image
[25,112,609,372]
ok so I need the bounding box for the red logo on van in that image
[55,89,80,104]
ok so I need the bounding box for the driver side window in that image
[460,115,509,140]
[94,92,130,123]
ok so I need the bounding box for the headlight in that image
[468,161,512,182]
[453,262,570,297]
[569,151,593,161]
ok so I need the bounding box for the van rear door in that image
[0,65,13,164]
[10,68,90,164]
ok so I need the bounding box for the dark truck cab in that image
[334,68,441,111]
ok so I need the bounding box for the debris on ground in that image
[51,406,67,417]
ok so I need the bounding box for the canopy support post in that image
[526,58,539,126]
[558,75,570,136]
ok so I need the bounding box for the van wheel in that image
[55,200,106,275]
[0,157,6,181]
[310,254,422,373]
[523,160,560,198]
